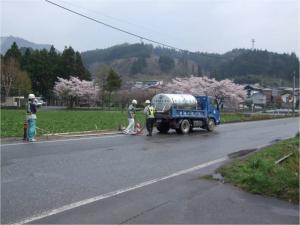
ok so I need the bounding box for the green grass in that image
[218,134,299,203]
[1,110,145,137]
[221,112,285,123]
[0,109,290,137]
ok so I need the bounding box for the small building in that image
[281,93,297,108]
[125,80,163,90]
[251,92,266,106]
[244,84,263,98]
[262,88,272,104]
[279,87,300,108]
[1,96,25,107]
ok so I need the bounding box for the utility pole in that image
[292,71,295,116]
[18,89,21,108]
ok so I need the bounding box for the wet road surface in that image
[1,118,299,224]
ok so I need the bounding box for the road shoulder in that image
[32,161,299,224]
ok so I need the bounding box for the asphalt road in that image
[1,118,299,224]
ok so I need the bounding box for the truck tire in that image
[206,118,215,132]
[180,119,190,134]
[157,123,170,134]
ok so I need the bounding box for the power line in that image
[58,0,180,43]
[45,0,185,52]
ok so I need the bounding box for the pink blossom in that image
[54,76,100,105]
[160,75,246,108]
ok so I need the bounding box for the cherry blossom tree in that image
[161,76,246,109]
[53,76,100,108]
[115,88,157,111]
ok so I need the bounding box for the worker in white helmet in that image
[144,100,155,136]
[26,93,37,142]
[123,99,137,134]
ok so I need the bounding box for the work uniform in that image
[26,100,37,141]
[144,105,155,136]
[124,104,136,134]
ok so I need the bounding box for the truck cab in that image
[195,96,220,125]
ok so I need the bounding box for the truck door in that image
[208,97,220,124]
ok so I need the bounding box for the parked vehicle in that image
[152,93,220,134]
[35,97,46,107]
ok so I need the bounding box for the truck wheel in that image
[206,118,215,132]
[180,119,190,134]
[157,123,170,134]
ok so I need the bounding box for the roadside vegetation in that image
[221,112,288,123]
[219,133,299,203]
[1,109,292,137]
[1,110,145,137]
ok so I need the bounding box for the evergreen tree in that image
[197,64,202,76]
[21,48,31,69]
[60,46,76,78]
[105,69,122,93]
[3,43,92,100]
[4,42,22,62]
[159,55,175,72]
[75,51,90,80]
[59,47,90,80]
[104,68,122,107]
[130,57,147,74]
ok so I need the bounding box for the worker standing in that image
[124,99,137,134]
[144,100,155,136]
[26,94,37,142]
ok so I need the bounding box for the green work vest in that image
[148,106,155,118]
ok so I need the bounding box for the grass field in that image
[1,110,145,137]
[0,109,289,137]
[220,112,286,123]
[219,133,299,203]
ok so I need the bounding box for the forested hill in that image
[0,36,52,54]
[81,43,299,86]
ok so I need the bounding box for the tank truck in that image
[152,93,220,134]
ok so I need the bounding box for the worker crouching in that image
[144,100,155,136]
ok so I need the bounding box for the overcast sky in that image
[1,0,299,55]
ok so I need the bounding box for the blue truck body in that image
[154,95,220,134]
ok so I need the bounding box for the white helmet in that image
[28,94,35,99]
[132,99,137,105]
[145,100,151,104]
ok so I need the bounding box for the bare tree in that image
[1,58,31,98]
[94,64,110,106]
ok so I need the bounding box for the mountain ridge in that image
[80,43,299,86]
[0,35,52,54]
[1,36,298,86]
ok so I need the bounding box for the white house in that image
[251,92,266,105]
[1,96,25,107]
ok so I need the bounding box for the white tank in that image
[152,93,197,112]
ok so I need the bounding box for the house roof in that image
[244,84,263,91]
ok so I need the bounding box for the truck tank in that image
[152,93,198,112]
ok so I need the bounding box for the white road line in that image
[10,156,227,225]
[1,134,125,147]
